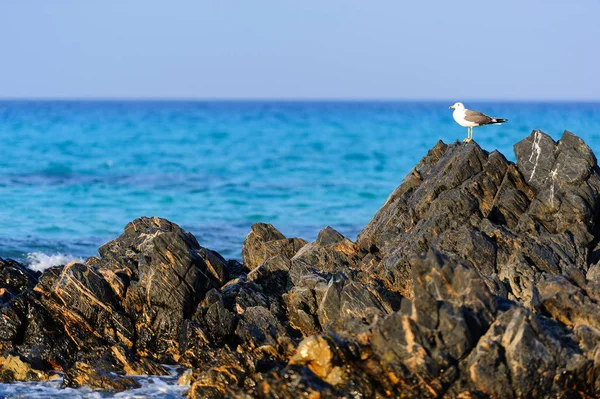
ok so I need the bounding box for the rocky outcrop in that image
[1,130,600,397]
[0,354,55,382]
[0,259,38,304]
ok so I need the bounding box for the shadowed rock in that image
[0,258,38,303]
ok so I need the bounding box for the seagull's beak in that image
[449,105,455,109]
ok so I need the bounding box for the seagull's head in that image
[449,102,465,110]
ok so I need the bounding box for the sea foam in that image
[26,252,83,272]
[0,366,187,399]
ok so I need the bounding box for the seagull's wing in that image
[464,109,494,125]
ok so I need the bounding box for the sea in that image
[1,100,600,397]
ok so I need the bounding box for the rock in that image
[63,361,140,391]
[289,336,343,386]
[283,226,399,338]
[34,261,135,349]
[197,247,233,286]
[0,354,55,382]
[109,345,169,376]
[357,131,600,304]
[536,274,600,330]
[4,132,600,397]
[98,217,224,362]
[455,306,594,397]
[242,223,307,273]
[290,226,363,284]
[234,306,289,353]
[178,368,194,386]
[0,258,38,303]
[242,223,286,270]
[247,254,292,296]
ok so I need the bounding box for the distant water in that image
[1,101,600,267]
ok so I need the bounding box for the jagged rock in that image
[4,132,600,397]
[282,226,399,338]
[97,217,223,362]
[289,335,343,386]
[204,296,236,339]
[537,274,600,330]
[357,131,600,305]
[0,354,55,382]
[234,306,290,353]
[290,226,363,284]
[247,254,292,296]
[197,247,232,286]
[109,345,169,376]
[63,361,140,391]
[0,258,38,303]
[34,261,135,350]
[242,223,307,272]
[242,223,286,270]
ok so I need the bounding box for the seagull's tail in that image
[491,118,508,124]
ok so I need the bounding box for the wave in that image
[26,252,83,272]
[0,365,186,398]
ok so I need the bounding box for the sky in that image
[0,1,599,100]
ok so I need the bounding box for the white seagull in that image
[449,102,508,142]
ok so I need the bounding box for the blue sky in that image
[0,1,598,100]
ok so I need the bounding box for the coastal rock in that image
[0,354,54,382]
[3,131,600,397]
[34,261,135,349]
[0,258,38,303]
[63,361,140,391]
[242,223,307,282]
[96,217,224,362]
[357,131,600,302]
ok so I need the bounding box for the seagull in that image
[449,102,508,142]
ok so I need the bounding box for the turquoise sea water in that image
[1,101,600,265]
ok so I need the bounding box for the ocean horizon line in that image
[1,97,600,104]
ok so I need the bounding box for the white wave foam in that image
[26,252,83,272]
[0,370,187,398]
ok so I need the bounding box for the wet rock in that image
[63,361,140,391]
[0,258,38,303]
[109,345,169,376]
[0,354,55,382]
